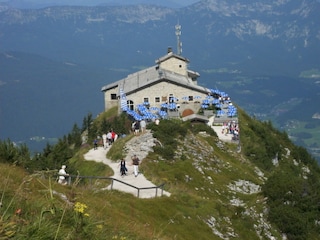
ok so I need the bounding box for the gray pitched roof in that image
[101,65,209,95]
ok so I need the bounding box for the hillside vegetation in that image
[0,108,320,239]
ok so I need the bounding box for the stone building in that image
[101,47,211,119]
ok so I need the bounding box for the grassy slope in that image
[1,109,320,239]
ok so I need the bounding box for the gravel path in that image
[84,144,171,198]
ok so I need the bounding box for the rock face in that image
[123,130,156,162]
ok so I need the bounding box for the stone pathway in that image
[84,132,171,199]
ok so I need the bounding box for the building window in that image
[179,64,182,68]
[169,94,174,103]
[162,96,167,102]
[188,96,193,101]
[111,93,117,100]
[155,97,160,103]
[127,100,134,111]
[143,97,149,103]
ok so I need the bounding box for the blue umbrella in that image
[149,106,159,112]
[129,111,141,121]
[220,92,228,98]
[201,104,209,109]
[158,110,167,118]
[126,110,135,116]
[161,103,168,108]
[215,103,222,109]
[211,89,221,95]
[137,104,149,114]
[202,99,210,105]
[212,99,220,105]
[227,106,237,117]
[216,110,225,116]
[142,112,155,120]
[168,103,177,110]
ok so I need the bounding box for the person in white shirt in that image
[140,119,146,133]
[102,133,107,149]
[131,155,140,177]
[58,165,69,185]
[106,130,112,146]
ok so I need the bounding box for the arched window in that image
[127,100,134,111]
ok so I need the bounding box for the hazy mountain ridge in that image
[183,0,320,50]
[0,4,174,24]
[0,0,197,9]
[1,0,319,65]
[1,0,319,41]
[1,0,319,74]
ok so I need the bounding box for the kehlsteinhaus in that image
[101,26,237,122]
[101,48,210,119]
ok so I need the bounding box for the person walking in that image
[140,119,146,133]
[131,121,136,133]
[93,139,98,150]
[102,133,107,149]
[131,154,140,177]
[134,121,140,135]
[119,159,127,176]
[111,129,116,143]
[106,130,112,146]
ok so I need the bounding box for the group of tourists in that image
[131,118,160,135]
[221,120,240,140]
[58,119,151,185]
[92,129,119,150]
[131,119,147,135]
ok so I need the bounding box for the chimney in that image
[167,47,172,54]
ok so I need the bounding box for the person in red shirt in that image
[111,129,116,143]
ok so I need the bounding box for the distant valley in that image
[0,0,319,160]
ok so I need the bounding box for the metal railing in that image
[64,175,165,198]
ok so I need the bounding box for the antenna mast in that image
[175,23,182,55]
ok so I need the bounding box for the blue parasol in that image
[168,103,177,110]
[202,99,210,105]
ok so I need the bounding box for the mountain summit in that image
[0,0,319,159]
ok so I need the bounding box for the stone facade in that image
[101,50,210,117]
[156,52,188,76]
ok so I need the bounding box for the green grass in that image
[2,110,320,239]
[0,128,264,239]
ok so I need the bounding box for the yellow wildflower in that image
[74,202,88,214]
